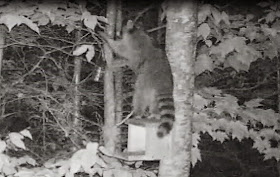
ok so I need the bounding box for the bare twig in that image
[147,25,166,33]
[116,111,133,126]
[134,3,157,24]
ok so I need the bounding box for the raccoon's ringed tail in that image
[157,120,174,138]
[157,94,175,138]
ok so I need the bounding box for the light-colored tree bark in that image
[73,29,82,126]
[114,0,123,153]
[159,0,197,176]
[70,28,83,147]
[103,0,117,153]
[103,0,123,153]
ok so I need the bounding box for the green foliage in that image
[72,44,95,62]
[0,130,36,176]
[0,0,104,33]
[0,131,156,177]
[0,0,280,176]
[192,87,280,165]
[37,143,156,177]
[0,0,104,162]
[196,1,280,74]
[193,2,280,167]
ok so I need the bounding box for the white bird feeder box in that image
[123,119,172,161]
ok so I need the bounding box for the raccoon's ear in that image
[122,20,136,33]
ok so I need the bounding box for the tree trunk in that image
[159,0,197,176]
[277,56,280,177]
[114,0,123,153]
[0,26,6,117]
[73,29,82,127]
[103,0,123,153]
[69,28,83,147]
[276,0,280,118]
[0,25,5,83]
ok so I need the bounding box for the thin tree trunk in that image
[114,0,123,153]
[0,25,5,83]
[70,28,83,147]
[0,26,6,117]
[159,0,197,176]
[73,30,82,126]
[276,57,280,113]
[277,56,280,177]
[103,0,118,153]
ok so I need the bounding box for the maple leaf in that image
[192,132,201,147]
[0,140,6,153]
[259,129,280,140]
[195,54,214,75]
[244,98,263,108]
[265,11,276,23]
[69,142,106,175]
[209,131,228,143]
[194,93,211,110]
[198,4,212,24]
[211,35,261,70]
[225,42,261,71]
[272,20,280,30]
[191,147,201,166]
[31,13,50,26]
[9,132,26,150]
[229,121,249,141]
[239,108,279,127]
[221,11,230,25]
[264,148,280,161]
[0,14,39,33]
[193,117,212,134]
[270,34,280,51]
[263,42,278,59]
[262,26,278,37]
[253,138,270,153]
[210,37,246,58]
[239,25,260,41]
[215,94,239,117]
[73,45,95,62]
[211,119,228,131]
[211,7,222,25]
[199,87,223,97]
[253,109,279,127]
[198,23,211,40]
[225,55,250,71]
[82,11,97,30]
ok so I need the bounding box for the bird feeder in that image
[123,119,173,161]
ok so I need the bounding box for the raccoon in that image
[99,21,174,138]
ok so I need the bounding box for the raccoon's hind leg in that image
[132,87,147,119]
[148,92,160,120]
